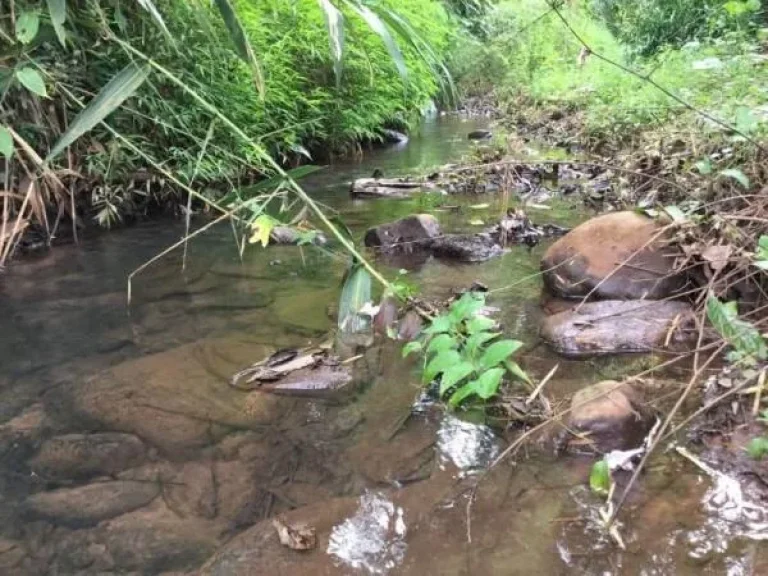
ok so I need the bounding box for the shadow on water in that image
[0,116,764,574]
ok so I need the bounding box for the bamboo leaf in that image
[346,2,407,82]
[47,0,67,47]
[136,0,172,39]
[0,126,14,159]
[317,0,345,87]
[338,264,372,335]
[15,68,47,97]
[46,63,149,162]
[213,0,265,99]
[16,11,40,44]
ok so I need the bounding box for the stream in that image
[0,116,766,574]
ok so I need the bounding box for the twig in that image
[526,364,558,406]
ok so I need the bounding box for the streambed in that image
[0,116,765,575]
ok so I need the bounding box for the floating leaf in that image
[479,339,524,370]
[213,0,265,98]
[47,0,67,47]
[317,0,345,86]
[589,458,611,496]
[0,126,13,159]
[16,67,47,97]
[16,11,40,44]
[46,63,148,162]
[719,168,750,189]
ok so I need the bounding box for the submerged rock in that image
[541,211,683,300]
[540,300,694,358]
[364,214,441,252]
[468,129,493,140]
[25,481,160,527]
[568,380,655,452]
[29,432,146,482]
[431,233,504,262]
[380,129,409,144]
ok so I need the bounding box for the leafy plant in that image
[746,437,768,460]
[589,457,611,496]
[403,291,529,407]
[706,293,768,364]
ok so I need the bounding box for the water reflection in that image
[436,414,499,474]
[327,491,407,575]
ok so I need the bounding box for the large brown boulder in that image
[541,300,695,358]
[568,381,655,452]
[541,211,683,300]
[364,214,441,251]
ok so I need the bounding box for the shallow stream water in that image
[0,116,766,574]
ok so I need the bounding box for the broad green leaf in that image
[746,437,768,460]
[589,459,611,496]
[706,294,767,362]
[439,361,475,396]
[448,292,485,323]
[695,159,712,175]
[15,68,47,97]
[719,168,750,189]
[759,236,768,253]
[248,214,276,247]
[424,315,452,335]
[0,126,13,160]
[424,349,461,384]
[735,107,758,134]
[213,0,265,98]
[16,11,40,44]
[479,339,524,370]
[47,0,67,47]
[338,264,371,335]
[136,0,171,39]
[663,205,687,224]
[470,367,504,399]
[401,341,422,358]
[466,315,496,334]
[47,63,148,161]
[448,382,478,407]
[317,0,345,87]
[505,360,531,384]
[347,2,407,82]
[427,333,457,356]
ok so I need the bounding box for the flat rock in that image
[540,300,694,358]
[430,233,504,262]
[29,432,146,481]
[541,211,683,300]
[25,480,160,527]
[351,178,428,199]
[468,129,492,140]
[568,381,655,452]
[364,214,441,251]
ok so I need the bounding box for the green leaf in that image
[448,292,485,323]
[15,11,40,44]
[338,264,371,335]
[427,333,457,356]
[248,214,277,247]
[465,331,500,357]
[479,339,524,370]
[505,360,531,384]
[136,0,172,39]
[470,367,504,399]
[46,63,148,162]
[439,361,475,396]
[695,159,713,175]
[0,126,13,160]
[424,349,461,384]
[719,168,750,189]
[15,67,47,98]
[402,341,422,358]
[466,315,496,334]
[706,293,768,362]
[346,2,408,82]
[47,0,67,47]
[746,437,768,460]
[663,205,687,224]
[589,459,611,496]
[424,315,453,335]
[213,0,265,99]
[735,107,758,135]
[317,0,345,87]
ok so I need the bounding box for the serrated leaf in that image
[439,361,475,396]
[47,0,67,47]
[466,315,496,334]
[347,3,407,82]
[317,0,344,87]
[248,214,276,247]
[746,437,768,460]
[0,126,13,160]
[401,341,422,358]
[720,168,750,189]
[424,349,461,384]
[213,0,265,98]
[16,11,40,44]
[589,459,611,496]
[427,333,457,356]
[47,63,148,161]
[479,339,524,370]
[16,67,47,97]
[470,367,504,400]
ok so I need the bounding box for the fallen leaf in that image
[701,244,733,272]
[469,218,484,226]
[272,517,317,551]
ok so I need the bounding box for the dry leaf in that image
[272,517,316,551]
[701,244,732,272]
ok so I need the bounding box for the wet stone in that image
[430,233,504,262]
[364,214,441,252]
[540,300,695,358]
[468,129,493,140]
[568,381,655,452]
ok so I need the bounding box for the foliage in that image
[706,293,768,365]
[590,0,763,57]
[402,291,529,407]
[589,458,611,496]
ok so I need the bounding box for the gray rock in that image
[364,214,441,251]
[29,432,146,481]
[269,226,327,246]
[468,130,492,140]
[351,178,424,199]
[430,233,504,262]
[541,300,695,358]
[25,481,160,527]
[568,381,655,452]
